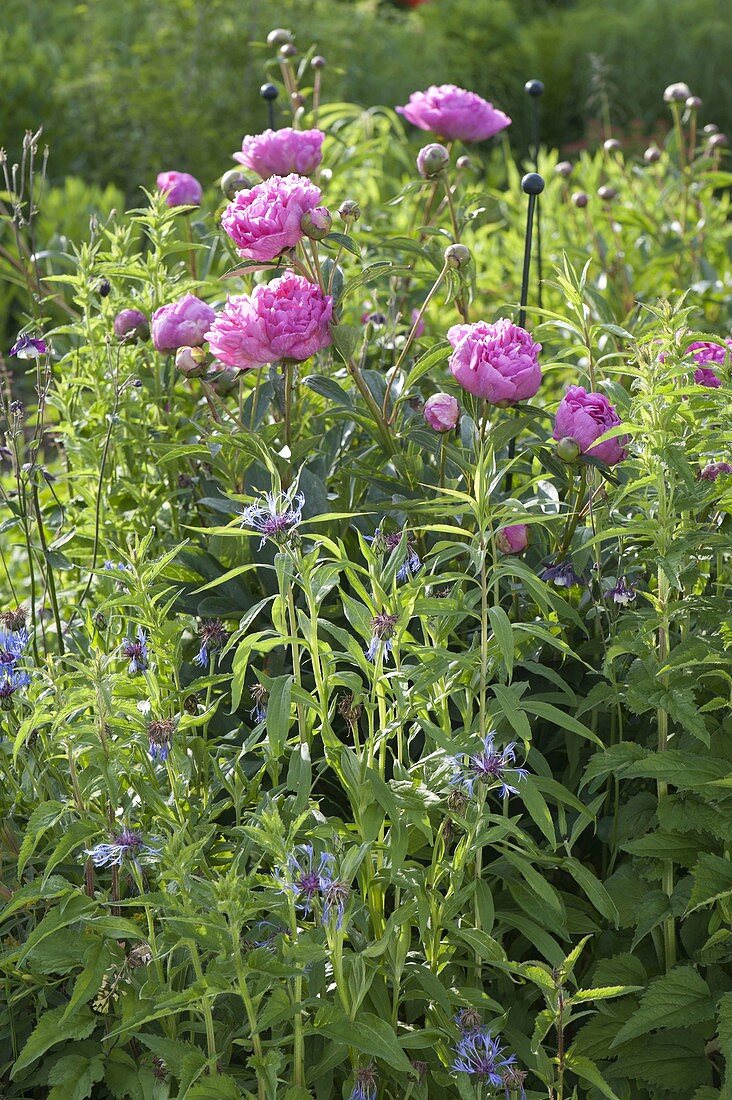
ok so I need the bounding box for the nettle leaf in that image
[185,1076,243,1099]
[11,1006,97,1076]
[615,1029,713,1090]
[625,750,729,789]
[47,1053,105,1100]
[687,853,732,912]
[611,966,715,1047]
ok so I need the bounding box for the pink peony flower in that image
[553,385,627,466]
[221,174,322,262]
[411,309,426,338]
[700,461,732,481]
[114,308,149,342]
[205,272,332,370]
[447,319,541,405]
[397,84,511,143]
[496,524,529,554]
[233,128,325,178]
[687,340,731,388]
[151,294,215,352]
[424,392,460,431]
[156,171,203,207]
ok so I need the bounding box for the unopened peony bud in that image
[417,143,450,178]
[300,205,332,240]
[571,191,588,208]
[496,524,529,555]
[644,145,661,164]
[423,392,460,432]
[175,346,207,377]
[556,436,581,463]
[338,199,361,221]
[444,243,471,269]
[597,184,617,202]
[267,28,293,46]
[603,138,622,153]
[220,168,254,200]
[555,160,573,178]
[311,55,327,70]
[664,82,690,103]
[114,308,149,343]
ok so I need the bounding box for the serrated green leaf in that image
[612,966,714,1046]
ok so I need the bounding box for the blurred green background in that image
[3,0,730,199]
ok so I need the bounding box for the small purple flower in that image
[368,528,421,582]
[194,618,229,667]
[242,490,304,548]
[247,920,285,951]
[147,718,175,762]
[122,626,149,675]
[0,669,31,709]
[451,734,528,798]
[366,612,399,662]
[103,561,132,573]
[349,1065,378,1100]
[541,560,582,588]
[85,828,160,868]
[10,333,47,359]
[250,683,268,723]
[606,576,636,606]
[452,1028,517,1085]
[274,843,334,916]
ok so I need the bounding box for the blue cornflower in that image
[0,627,29,669]
[366,612,398,663]
[248,920,285,951]
[605,576,637,606]
[452,1028,517,1085]
[368,528,421,583]
[193,618,229,667]
[541,560,582,587]
[349,1065,378,1100]
[250,683,268,723]
[122,627,149,675]
[10,333,48,359]
[274,843,335,916]
[451,734,529,798]
[0,669,31,710]
[84,828,160,868]
[147,718,175,762]
[242,489,304,548]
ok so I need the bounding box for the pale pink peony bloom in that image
[156,171,203,207]
[496,524,529,554]
[233,128,325,178]
[424,392,459,432]
[397,84,511,142]
[553,385,627,466]
[447,319,541,405]
[151,294,215,352]
[221,174,322,262]
[205,272,332,370]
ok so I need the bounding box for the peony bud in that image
[571,191,588,208]
[444,243,471,269]
[300,205,332,240]
[221,169,254,200]
[175,346,207,377]
[664,82,690,103]
[555,160,573,178]
[338,199,361,222]
[267,28,293,46]
[114,308,149,343]
[424,392,460,432]
[417,143,450,178]
[597,184,617,202]
[556,436,581,463]
[644,145,661,164]
[496,524,529,555]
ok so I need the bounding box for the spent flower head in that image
[194,618,229,667]
[366,612,399,662]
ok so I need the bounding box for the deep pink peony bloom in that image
[447,319,541,405]
[221,174,322,262]
[553,385,627,466]
[205,272,332,370]
[700,461,732,481]
[233,128,324,178]
[424,392,459,431]
[151,294,215,352]
[397,84,511,142]
[687,340,731,388]
[496,524,529,554]
[114,308,149,342]
[156,171,203,207]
